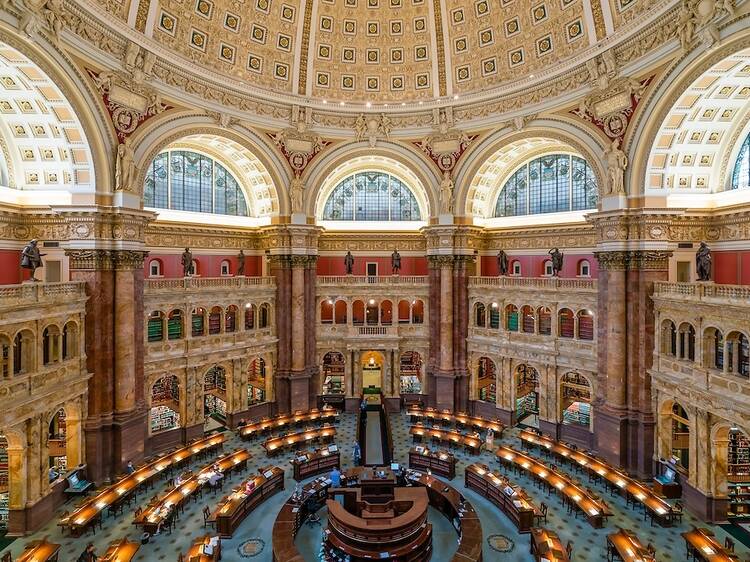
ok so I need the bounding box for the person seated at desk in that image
[202,536,220,556]
[244,480,257,495]
[174,473,185,487]
[48,465,59,482]
[126,460,135,475]
[330,466,341,487]
[208,469,224,487]
[153,504,174,535]
[76,542,97,562]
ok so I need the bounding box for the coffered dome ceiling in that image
[90,0,661,106]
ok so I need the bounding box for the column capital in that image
[427,255,457,267]
[594,250,672,271]
[65,249,149,270]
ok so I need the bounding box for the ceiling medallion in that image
[415,108,476,172]
[269,111,330,176]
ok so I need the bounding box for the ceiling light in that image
[529,74,535,78]
[323,100,327,104]
[401,102,406,106]
[366,102,372,108]
[339,101,345,106]
[418,101,423,105]
[453,94,459,100]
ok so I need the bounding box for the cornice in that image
[53,0,683,134]
[594,250,672,271]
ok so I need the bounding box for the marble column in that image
[269,255,292,413]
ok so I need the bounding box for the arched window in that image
[577,310,594,340]
[225,305,237,333]
[704,328,724,370]
[334,300,348,324]
[678,323,696,361]
[322,171,421,221]
[191,259,200,276]
[661,320,677,356]
[245,303,256,330]
[488,303,500,329]
[494,154,598,217]
[477,357,497,403]
[543,260,553,277]
[62,321,78,360]
[0,336,10,378]
[208,306,222,335]
[259,303,270,328]
[474,303,486,327]
[731,132,750,190]
[537,307,551,335]
[147,312,164,342]
[220,259,231,276]
[149,259,162,277]
[248,357,267,405]
[398,300,410,324]
[578,260,591,277]
[167,310,183,340]
[559,308,574,338]
[13,331,32,375]
[400,351,423,394]
[561,372,592,429]
[505,305,519,332]
[380,300,393,325]
[727,332,750,378]
[321,300,334,324]
[366,299,378,325]
[192,307,206,336]
[511,261,521,276]
[42,326,60,365]
[143,150,250,216]
[412,300,424,324]
[204,366,227,421]
[521,305,535,334]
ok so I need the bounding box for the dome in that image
[90,0,664,109]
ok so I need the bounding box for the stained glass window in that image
[494,154,598,217]
[143,150,249,216]
[322,171,421,221]
[731,133,750,190]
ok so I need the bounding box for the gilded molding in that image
[594,250,672,271]
[65,249,115,270]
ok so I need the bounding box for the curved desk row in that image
[272,467,483,562]
[239,407,339,439]
[407,407,505,436]
[409,425,484,455]
[263,425,337,455]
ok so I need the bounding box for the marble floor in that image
[1,411,747,561]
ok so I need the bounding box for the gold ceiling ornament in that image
[205,110,239,129]
[416,108,476,172]
[89,69,168,142]
[270,113,329,176]
[122,40,156,85]
[18,0,64,43]
[354,114,392,148]
[677,0,737,53]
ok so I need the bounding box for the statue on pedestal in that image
[181,248,193,277]
[549,248,564,277]
[604,138,628,195]
[391,249,401,274]
[497,249,508,276]
[20,239,45,281]
[696,241,712,281]
[439,171,454,214]
[344,251,354,275]
[237,249,245,277]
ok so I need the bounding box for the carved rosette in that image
[594,250,672,271]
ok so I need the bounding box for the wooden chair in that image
[672,500,684,524]
[134,506,143,519]
[724,536,735,552]
[565,541,573,560]
[535,502,548,525]
[1,551,11,562]
[202,506,212,528]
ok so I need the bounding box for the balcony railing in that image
[145,276,276,292]
[0,282,87,307]
[653,282,750,304]
[317,275,428,285]
[469,276,597,290]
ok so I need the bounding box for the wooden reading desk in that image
[607,529,655,562]
[496,445,611,528]
[59,433,225,536]
[185,535,221,561]
[407,407,505,436]
[409,424,483,454]
[16,539,60,562]
[465,463,539,533]
[530,528,569,562]
[209,465,285,537]
[408,447,456,479]
[519,430,675,526]
[99,538,140,562]
[263,425,336,455]
[681,528,740,562]
[291,445,340,481]
[133,448,250,534]
[239,407,339,439]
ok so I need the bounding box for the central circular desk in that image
[272,466,483,562]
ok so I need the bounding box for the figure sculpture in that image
[115,138,135,192]
[439,171,454,214]
[497,250,508,276]
[181,248,193,277]
[344,251,354,275]
[20,239,45,281]
[237,249,245,277]
[549,248,564,277]
[696,242,712,282]
[290,176,304,214]
[604,138,628,195]
[391,249,401,274]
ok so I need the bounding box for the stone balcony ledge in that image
[653,281,750,305]
[469,276,597,291]
[317,275,428,286]
[145,276,276,293]
[0,282,87,309]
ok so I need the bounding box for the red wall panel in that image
[316,255,428,276]
[479,253,597,278]
[0,250,22,284]
[144,253,263,278]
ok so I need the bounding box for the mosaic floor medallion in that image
[487,533,515,553]
[238,538,265,557]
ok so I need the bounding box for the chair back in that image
[202,506,210,520]
[1,551,11,562]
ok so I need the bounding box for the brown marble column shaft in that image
[439,259,454,372]
[291,259,306,372]
[269,255,292,413]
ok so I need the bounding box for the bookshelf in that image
[150,405,180,433]
[507,309,519,331]
[204,367,227,396]
[578,313,594,340]
[248,358,267,406]
[248,384,265,406]
[562,402,590,427]
[561,372,591,428]
[191,310,205,336]
[167,312,182,340]
[208,309,222,334]
[322,352,345,395]
[147,313,163,342]
[559,311,574,338]
[399,351,422,394]
[204,394,227,419]
[728,429,750,519]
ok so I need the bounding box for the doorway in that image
[515,364,539,427]
[366,262,378,277]
[361,351,383,396]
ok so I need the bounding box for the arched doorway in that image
[247,357,267,405]
[150,375,181,434]
[560,372,592,430]
[361,351,383,395]
[322,351,345,395]
[399,351,423,394]
[477,357,497,403]
[47,408,68,475]
[515,364,539,427]
[204,365,228,425]
[661,402,690,476]
[724,426,750,519]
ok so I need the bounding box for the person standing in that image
[485,428,494,449]
[353,441,362,466]
[76,543,97,561]
[330,466,341,487]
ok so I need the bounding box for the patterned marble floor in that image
[1,412,747,561]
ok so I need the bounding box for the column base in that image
[432,371,456,411]
[470,400,512,426]
[84,414,114,484]
[112,409,148,474]
[289,371,312,412]
[7,478,67,535]
[345,398,361,413]
[683,480,729,522]
[382,397,400,413]
[227,402,274,428]
[559,423,595,450]
[594,405,628,468]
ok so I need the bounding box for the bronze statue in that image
[237,249,245,277]
[391,249,401,274]
[181,248,193,277]
[696,242,712,282]
[20,239,45,282]
[497,250,508,276]
[549,248,564,277]
[344,251,354,275]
